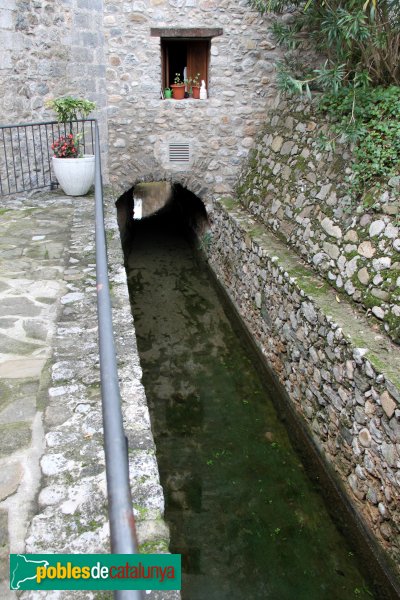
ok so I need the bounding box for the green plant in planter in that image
[185,73,201,95]
[174,73,184,85]
[46,96,96,123]
[47,97,96,196]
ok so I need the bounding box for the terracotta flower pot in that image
[52,155,95,196]
[192,86,200,99]
[171,84,185,100]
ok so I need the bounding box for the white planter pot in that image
[52,155,95,196]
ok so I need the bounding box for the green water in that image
[125,220,375,600]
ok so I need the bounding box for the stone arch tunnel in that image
[116,181,210,248]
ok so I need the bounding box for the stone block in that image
[0,422,31,458]
[380,391,396,419]
[0,463,23,501]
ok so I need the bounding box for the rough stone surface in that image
[381,391,396,419]
[237,100,400,343]
[0,0,109,180]
[206,197,400,573]
[102,0,286,198]
[0,0,289,198]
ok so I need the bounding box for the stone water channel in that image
[121,194,383,600]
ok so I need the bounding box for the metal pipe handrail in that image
[94,122,143,600]
[1,118,144,596]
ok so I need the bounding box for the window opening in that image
[162,39,210,91]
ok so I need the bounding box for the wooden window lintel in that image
[151,27,223,39]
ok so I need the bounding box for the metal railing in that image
[0,119,95,196]
[0,118,143,598]
[93,123,143,600]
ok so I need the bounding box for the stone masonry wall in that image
[0,0,107,122]
[237,98,400,343]
[0,0,108,176]
[103,0,283,197]
[0,0,292,193]
[205,197,400,577]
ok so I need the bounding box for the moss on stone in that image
[220,197,239,211]
[138,538,170,554]
[294,156,308,173]
[133,504,149,520]
[0,421,31,457]
[0,381,12,412]
[247,225,266,240]
[95,592,113,600]
[217,200,400,395]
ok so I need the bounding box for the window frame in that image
[151,28,223,95]
[161,38,210,90]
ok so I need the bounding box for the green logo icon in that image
[10,554,181,590]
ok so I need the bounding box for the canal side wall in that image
[236,97,400,344]
[205,197,400,575]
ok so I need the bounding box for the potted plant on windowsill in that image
[187,73,201,99]
[170,73,185,100]
[46,96,96,196]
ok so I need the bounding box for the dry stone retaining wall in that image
[237,98,400,343]
[206,196,400,575]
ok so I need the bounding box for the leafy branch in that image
[46,96,96,123]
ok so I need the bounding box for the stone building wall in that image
[0,0,108,175]
[103,0,282,197]
[205,196,400,579]
[1,0,287,194]
[237,98,400,343]
[0,0,107,123]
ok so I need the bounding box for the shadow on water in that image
[118,185,398,600]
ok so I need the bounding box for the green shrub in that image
[248,1,400,90]
[318,85,400,197]
[248,1,400,198]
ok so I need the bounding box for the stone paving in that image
[0,194,72,598]
[0,191,179,600]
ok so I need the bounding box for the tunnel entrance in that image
[116,181,208,247]
[117,184,385,600]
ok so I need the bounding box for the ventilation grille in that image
[169,143,190,163]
